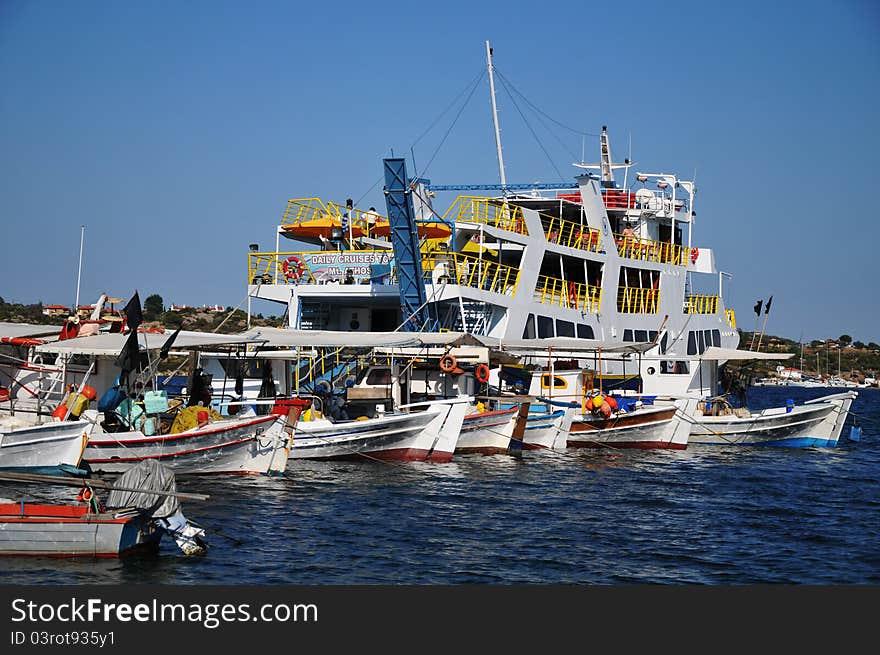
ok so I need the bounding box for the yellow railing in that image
[685,294,719,314]
[422,252,520,296]
[615,235,692,266]
[726,308,736,328]
[535,275,602,313]
[281,197,385,234]
[542,216,601,253]
[617,286,660,314]
[442,196,528,235]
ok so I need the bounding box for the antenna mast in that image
[74,224,85,312]
[486,40,507,193]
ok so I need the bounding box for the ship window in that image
[219,358,267,379]
[623,329,633,342]
[366,368,392,385]
[577,324,594,339]
[660,361,690,374]
[537,315,554,338]
[541,374,568,389]
[522,314,536,339]
[556,320,575,338]
[687,331,697,355]
[660,333,668,355]
[635,330,648,343]
[649,331,657,343]
[712,329,721,346]
[697,330,706,354]
[704,330,713,351]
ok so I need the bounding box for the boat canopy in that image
[0,322,62,340]
[34,330,258,356]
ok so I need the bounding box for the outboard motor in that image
[105,460,207,555]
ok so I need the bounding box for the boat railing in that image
[542,216,601,253]
[534,275,602,313]
[617,286,660,314]
[442,196,528,235]
[281,197,387,239]
[684,294,719,314]
[614,234,692,266]
[422,252,520,296]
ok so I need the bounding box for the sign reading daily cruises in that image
[302,251,393,282]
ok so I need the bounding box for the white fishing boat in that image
[0,417,94,475]
[689,391,857,447]
[291,397,469,462]
[16,322,310,475]
[456,403,528,455]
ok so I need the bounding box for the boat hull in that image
[84,414,291,475]
[568,404,687,449]
[0,420,92,475]
[0,504,161,557]
[290,398,468,462]
[689,392,857,447]
[522,408,571,450]
[456,407,521,455]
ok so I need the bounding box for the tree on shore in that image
[839,334,852,347]
[144,294,164,320]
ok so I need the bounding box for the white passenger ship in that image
[245,43,739,400]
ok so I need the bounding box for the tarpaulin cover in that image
[105,459,180,519]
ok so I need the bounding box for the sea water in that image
[2,387,878,584]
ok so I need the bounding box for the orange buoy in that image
[439,354,457,373]
[52,404,68,420]
[475,364,490,384]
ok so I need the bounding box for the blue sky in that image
[1,0,878,343]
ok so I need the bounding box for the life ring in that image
[282,255,305,280]
[690,247,699,264]
[475,364,490,384]
[439,354,457,373]
[77,487,93,502]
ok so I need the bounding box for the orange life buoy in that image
[690,247,699,264]
[282,255,305,280]
[77,487,93,502]
[439,354,457,373]
[475,364,490,384]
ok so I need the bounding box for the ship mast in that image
[486,40,507,194]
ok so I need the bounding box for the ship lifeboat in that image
[280,216,367,240]
[369,220,452,239]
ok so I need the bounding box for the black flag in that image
[753,299,763,316]
[114,330,141,374]
[764,296,773,315]
[123,291,143,332]
[159,326,181,360]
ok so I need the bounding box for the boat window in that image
[687,331,697,355]
[635,329,648,343]
[660,361,690,374]
[541,374,568,389]
[522,314,536,339]
[623,329,633,342]
[556,320,575,338]
[577,324,594,339]
[649,331,657,343]
[365,368,392,385]
[537,315,554,338]
[697,330,706,354]
[712,329,721,347]
[660,333,668,354]
[704,330,713,352]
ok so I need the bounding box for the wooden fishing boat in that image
[0,462,208,557]
[689,391,857,447]
[289,397,469,463]
[0,418,94,475]
[456,403,529,455]
[83,399,310,475]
